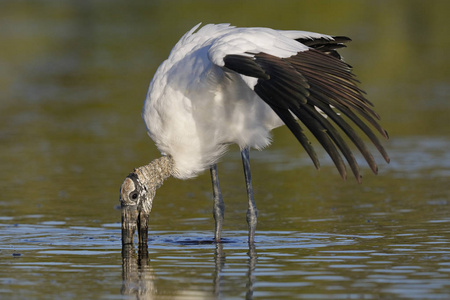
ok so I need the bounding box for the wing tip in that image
[332,36,352,43]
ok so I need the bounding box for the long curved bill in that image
[137,210,149,244]
[121,204,149,245]
[121,204,138,245]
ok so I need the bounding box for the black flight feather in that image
[222,35,389,181]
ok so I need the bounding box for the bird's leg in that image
[210,164,224,242]
[241,147,258,244]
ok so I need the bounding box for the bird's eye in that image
[130,192,138,200]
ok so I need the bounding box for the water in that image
[1,0,450,299]
[2,218,450,299]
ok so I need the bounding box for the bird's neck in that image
[133,155,174,190]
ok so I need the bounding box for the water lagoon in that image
[1,1,449,299]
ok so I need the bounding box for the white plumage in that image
[120,23,389,245]
[143,23,346,179]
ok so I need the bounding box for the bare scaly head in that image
[120,156,174,245]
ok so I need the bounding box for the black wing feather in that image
[300,103,362,182]
[223,36,389,181]
[266,102,320,169]
[296,36,352,59]
[290,104,348,179]
[223,54,269,80]
[307,95,380,175]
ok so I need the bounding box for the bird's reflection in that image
[246,243,257,300]
[121,241,258,299]
[213,242,225,297]
[121,243,155,298]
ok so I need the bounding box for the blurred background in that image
[1,0,448,225]
[1,0,449,298]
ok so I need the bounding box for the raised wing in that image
[211,29,389,182]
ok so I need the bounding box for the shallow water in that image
[1,1,450,299]
[2,137,450,299]
[2,214,450,299]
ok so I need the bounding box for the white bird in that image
[119,23,390,245]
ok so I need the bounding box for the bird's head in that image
[119,156,174,245]
[120,173,155,245]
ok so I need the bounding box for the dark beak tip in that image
[121,205,139,245]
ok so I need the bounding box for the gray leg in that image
[241,147,257,244]
[210,164,224,242]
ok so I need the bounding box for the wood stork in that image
[119,23,389,245]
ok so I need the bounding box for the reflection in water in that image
[213,243,225,298]
[122,242,258,299]
[121,244,155,298]
[246,243,257,300]
[2,223,450,299]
